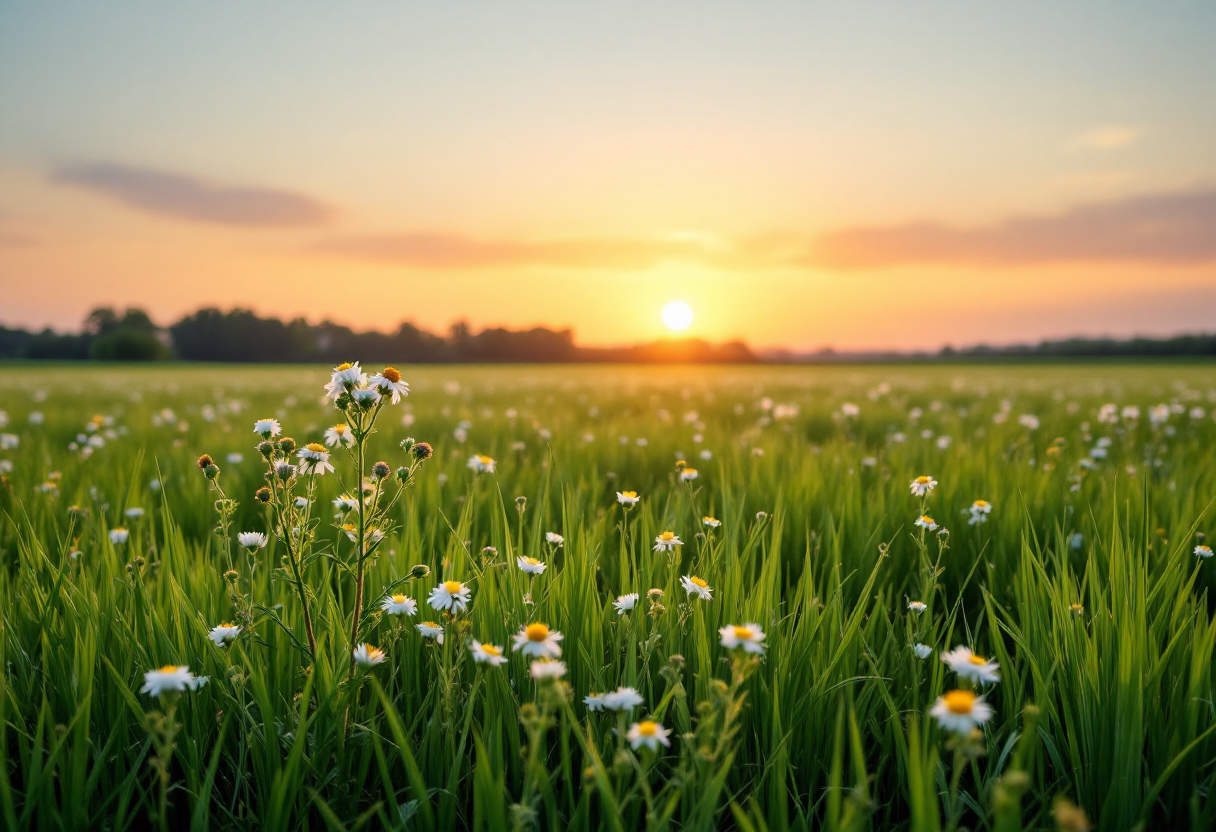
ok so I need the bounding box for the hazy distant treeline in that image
[0,307,757,363]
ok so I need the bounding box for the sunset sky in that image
[1,3,1214,351]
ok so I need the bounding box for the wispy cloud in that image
[1070,125,1139,150]
[316,232,726,270]
[52,162,332,227]
[805,189,1216,269]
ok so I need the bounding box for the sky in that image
[1,2,1214,352]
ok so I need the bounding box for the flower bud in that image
[257,440,275,459]
[204,464,221,480]
[395,466,410,483]
[197,454,214,470]
[411,441,433,462]
[399,437,415,453]
[278,437,296,454]
[410,564,431,579]
[254,487,272,503]
[373,461,391,479]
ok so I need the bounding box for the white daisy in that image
[353,643,387,667]
[603,686,645,711]
[381,594,418,615]
[297,443,335,475]
[469,639,509,666]
[468,454,496,473]
[367,367,409,404]
[109,527,129,544]
[333,494,359,512]
[208,623,241,647]
[237,531,267,550]
[428,580,472,613]
[530,659,568,679]
[940,646,1001,685]
[1196,545,1213,559]
[253,418,281,438]
[613,593,639,615]
[679,468,699,482]
[141,665,206,697]
[702,516,722,528]
[584,693,606,711]
[517,556,547,575]
[653,531,682,553]
[680,575,713,600]
[512,622,563,659]
[968,500,992,525]
[545,532,564,547]
[914,515,938,531]
[324,362,366,400]
[627,720,672,751]
[912,643,933,659]
[351,387,381,406]
[719,623,766,654]
[908,600,927,613]
[929,690,994,734]
[909,475,937,497]
[616,491,640,506]
[417,621,445,643]
[323,423,356,447]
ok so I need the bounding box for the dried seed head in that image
[254,487,272,503]
[411,441,433,462]
[372,461,391,479]
[197,454,213,470]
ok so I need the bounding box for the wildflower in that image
[253,418,281,438]
[469,640,509,666]
[368,367,409,404]
[968,500,992,525]
[915,515,938,531]
[1069,603,1084,616]
[1195,545,1213,559]
[381,594,418,615]
[517,556,546,575]
[428,580,472,613]
[912,643,933,659]
[940,646,1001,684]
[929,690,994,734]
[909,475,937,497]
[617,491,640,506]
[653,531,682,552]
[680,575,713,600]
[324,362,366,400]
[208,623,241,647]
[417,621,444,643]
[908,600,927,613]
[613,593,639,614]
[274,461,297,480]
[603,687,644,711]
[237,531,267,550]
[333,494,359,512]
[680,467,699,482]
[353,643,387,668]
[141,665,206,697]
[530,659,568,679]
[467,454,496,473]
[109,527,129,545]
[584,693,606,711]
[512,622,563,658]
[719,623,766,653]
[545,532,564,547]
[627,720,672,751]
[702,516,721,528]
[297,443,335,475]
[254,487,272,503]
[323,423,356,447]
[125,507,144,519]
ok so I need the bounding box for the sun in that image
[661,301,694,332]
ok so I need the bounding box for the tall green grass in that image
[0,363,1214,831]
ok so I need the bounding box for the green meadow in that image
[1,362,1214,832]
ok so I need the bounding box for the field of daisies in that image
[1,362,1214,832]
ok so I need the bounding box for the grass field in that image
[1,362,1215,832]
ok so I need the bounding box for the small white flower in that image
[719,623,766,653]
[208,623,241,647]
[297,443,335,475]
[517,556,547,575]
[968,500,992,525]
[912,643,933,659]
[908,600,927,613]
[324,362,366,400]
[603,686,644,711]
[613,593,639,614]
[512,622,563,658]
[109,527,129,545]
[469,639,509,666]
[940,646,1001,685]
[626,720,672,751]
[367,367,409,404]
[530,659,568,679]
[237,531,267,550]
[323,423,355,447]
[545,532,564,547]
[124,507,144,519]
[930,690,994,734]
[353,643,387,667]
[141,665,206,697]
[909,476,937,497]
[253,418,281,438]
[294,496,309,509]
[653,531,682,552]
[680,575,713,600]
[616,491,640,506]
[702,516,722,528]
[679,468,699,482]
[428,580,472,613]
[584,693,606,711]
[226,452,243,464]
[417,621,445,643]
[333,494,359,512]
[467,454,496,473]
[914,515,938,531]
[381,594,418,615]
[1196,545,1213,559]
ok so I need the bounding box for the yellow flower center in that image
[525,623,550,641]
[444,580,464,594]
[523,557,540,565]
[733,626,754,639]
[480,643,502,656]
[920,516,934,524]
[391,594,406,604]
[382,367,401,383]
[335,362,353,371]
[158,665,180,674]
[684,468,697,475]
[622,491,637,498]
[916,476,932,484]
[364,644,383,659]
[636,721,659,737]
[659,531,675,540]
[342,524,356,533]
[333,423,348,434]
[220,622,234,629]
[305,442,326,453]
[973,500,988,508]
[968,654,987,665]
[704,516,717,523]
[943,690,976,714]
[690,576,708,588]
[421,622,439,629]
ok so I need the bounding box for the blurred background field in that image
[1,362,1215,831]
